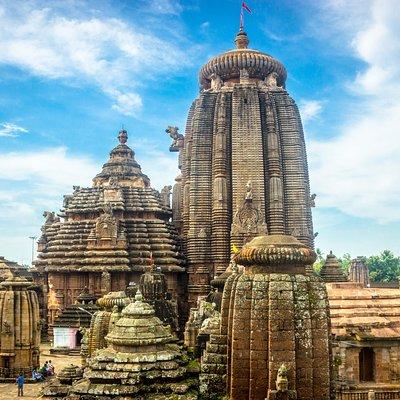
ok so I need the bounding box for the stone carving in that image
[43,211,56,224]
[101,271,111,294]
[95,206,117,240]
[265,71,279,88]
[108,176,119,188]
[240,67,250,83]
[118,128,128,144]
[210,72,223,90]
[166,125,184,152]
[161,185,172,208]
[309,193,316,207]
[199,302,221,335]
[245,180,253,201]
[2,321,11,335]
[276,363,289,392]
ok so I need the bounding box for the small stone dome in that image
[199,30,287,89]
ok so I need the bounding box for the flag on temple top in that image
[242,2,252,13]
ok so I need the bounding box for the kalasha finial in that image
[118,129,128,144]
[135,289,144,302]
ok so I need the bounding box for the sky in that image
[0,0,399,265]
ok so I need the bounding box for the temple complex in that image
[169,29,315,306]
[34,129,186,328]
[0,276,41,378]
[0,17,398,400]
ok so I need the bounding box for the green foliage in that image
[367,250,400,283]
[338,253,352,274]
[313,248,325,274]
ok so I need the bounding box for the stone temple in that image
[0,23,393,400]
[170,29,315,306]
[35,129,186,330]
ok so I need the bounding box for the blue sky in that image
[0,0,399,264]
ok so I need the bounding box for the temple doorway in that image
[359,347,375,382]
[75,330,83,347]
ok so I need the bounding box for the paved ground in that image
[0,344,81,399]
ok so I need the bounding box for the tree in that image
[313,248,325,274]
[367,250,400,283]
[338,253,352,274]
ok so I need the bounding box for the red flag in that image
[242,2,252,13]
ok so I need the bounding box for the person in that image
[32,368,43,382]
[46,360,54,376]
[16,373,25,396]
[40,361,48,377]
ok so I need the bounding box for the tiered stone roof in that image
[327,282,400,340]
[320,251,347,282]
[71,291,198,399]
[0,256,31,281]
[52,288,98,329]
[35,129,184,274]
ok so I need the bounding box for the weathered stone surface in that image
[0,277,41,377]
[200,235,332,400]
[34,130,186,332]
[69,291,198,399]
[172,29,315,308]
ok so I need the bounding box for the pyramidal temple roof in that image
[35,129,184,274]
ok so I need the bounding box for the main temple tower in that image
[171,29,314,305]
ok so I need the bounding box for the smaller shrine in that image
[0,277,41,378]
[139,256,180,334]
[200,234,332,400]
[349,257,370,287]
[69,291,198,399]
[320,251,347,282]
[87,290,131,358]
[51,288,98,352]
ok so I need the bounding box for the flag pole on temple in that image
[240,1,252,31]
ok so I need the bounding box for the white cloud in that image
[0,122,28,137]
[0,3,192,116]
[148,0,183,15]
[0,147,99,187]
[299,100,323,124]
[0,146,101,261]
[309,0,400,223]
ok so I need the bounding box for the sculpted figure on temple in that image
[240,67,250,83]
[43,211,56,224]
[276,364,289,392]
[309,193,316,207]
[210,72,223,91]
[245,180,253,201]
[161,185,172,207]
[265,71,279,88]
[108,176,119,188]
[166,125,184,152]
[63,194,72,208]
